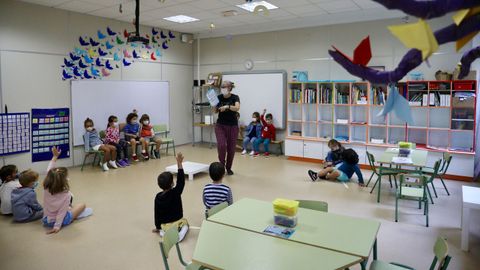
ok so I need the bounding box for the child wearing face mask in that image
[0,165,21,215]
[83,118,118,171]
[124,112,148,161]
[139,114,162,159]
[242,112,262,156]
[11,170,43,222]
[105,115,129,167]
[308,139,345,180]
[253,109,276,157]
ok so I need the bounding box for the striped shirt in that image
[203,183,233,209]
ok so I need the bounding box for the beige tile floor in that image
[1,145,479,270]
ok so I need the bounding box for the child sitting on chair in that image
[139,114,162,159]
[242,112,262,156]
[152,152,189,242]
[83,118,117,171]
[308,148,364,186]
[253,109,276,157]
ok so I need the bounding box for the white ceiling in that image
[18,0,404,38]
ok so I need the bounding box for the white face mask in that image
[86,127,93,132]
[113,122,119,127]
[221,88,229,96]
[131,119,137,124]
[252,118,257,122]
[143,120,149,125]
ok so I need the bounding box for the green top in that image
[208,198,380,258]
[377,148,428,167]
[193,221,361,270]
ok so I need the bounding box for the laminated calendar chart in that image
[0,113,30,156]
[31,108,70,162]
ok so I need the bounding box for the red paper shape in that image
[332,36,372,66]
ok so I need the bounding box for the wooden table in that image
[204,198,380,269]
[461,186,480,251]
[372,148,428,203]
[193,221,362,270]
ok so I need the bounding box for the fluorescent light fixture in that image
[163,15,199,23]
[236,1,278,12]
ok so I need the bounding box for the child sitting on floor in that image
[242,111,262,156]
[308,148,364,186]
[11,170,43,222]
[203,162,233,209]
[324,139,345,167]
[0,165,21,215]
[253,109,276,157]
[43,146,92,234]
[152,152,189,241]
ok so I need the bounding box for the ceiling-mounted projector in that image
[127,0,149,45]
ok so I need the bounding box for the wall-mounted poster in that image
[0,113,30,156]
[31,108,70,162]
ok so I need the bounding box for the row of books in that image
[409,93,451,106]
[289,89,302,103]
[336,92,349,104]
[303,88,317,104]
[371,86,386,105]
[351,86,368,104]
[320,86,333,104]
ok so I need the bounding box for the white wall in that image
[193,16,472,143]
[0,0,193,171]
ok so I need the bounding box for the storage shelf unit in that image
[286,80,477,154]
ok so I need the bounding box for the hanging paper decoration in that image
[62,26,176,80]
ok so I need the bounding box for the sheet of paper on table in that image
[392,156,413,164]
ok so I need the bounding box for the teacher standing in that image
[214,81,240,175]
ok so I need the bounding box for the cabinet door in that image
[304,141,323,159]
[285,139,304,157]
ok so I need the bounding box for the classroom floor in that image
[1,144,479,270]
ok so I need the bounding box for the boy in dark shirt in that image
[152,152,189,241]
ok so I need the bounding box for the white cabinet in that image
[285,139,324,159]
[285,139,304,157]
[304,141,324,159]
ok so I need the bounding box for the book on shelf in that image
[336,119,348,124]
[290,89,302,103]
[371,86,386,105]
[291,130,302,136]
[371,138,385,144]
[352,85,367,104]
[303,88,317,104]
[335,87,349,104]
[320,85,333,104]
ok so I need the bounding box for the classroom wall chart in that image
[0,113,30,156]
[31,108,70,162]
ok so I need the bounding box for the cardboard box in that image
[452,97,474,108]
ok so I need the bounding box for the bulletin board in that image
[31,108,70,162]
[0,113,31,156]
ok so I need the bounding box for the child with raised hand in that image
[203,162,233,209]
[83,118,118,171]
[0,165,21,215]
[139,114,162,159]
[124,112,148,161]
[308,148,364,186]
[242,112,262,156]
[43,146,92,234]
[253,109,276,157]
[105,115,129,167]
[11,170,43,222]
[152,152,189,241]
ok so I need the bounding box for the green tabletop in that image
[377,148,428,167]
[208,198,380,259]
[193,220,362,270]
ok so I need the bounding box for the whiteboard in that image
[71,80,169,146]
[222,71,286,129]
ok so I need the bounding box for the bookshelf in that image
[285,80,477,178]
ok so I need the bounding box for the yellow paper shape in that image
[388,19,438,60]
[453,7,480,51]
[88,48,97,58]
[453,9,471,25]
[254,5,269,16]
